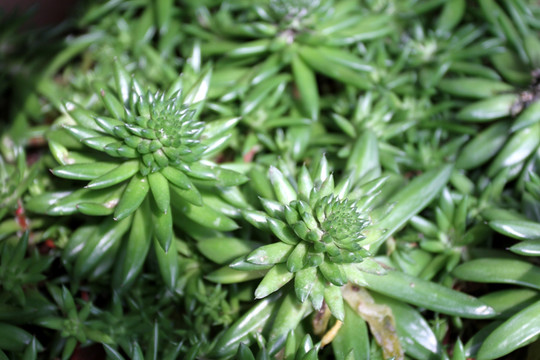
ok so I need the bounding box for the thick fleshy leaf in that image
[236,344,255,360]
[152,201,173,251]
[82,136,121,151]
[148,171,170,214]
[117,200,153,289]
[198,237,258,265]
[298,46,372,89]
[94,116,124,136]
[241,74,289,116]
[319,262,347,286]
[212,166,249,187]
[95,82,126,120]
[86,161,139,189]
[201,117,241,139]
[173,198,238,231]
[267,292,311,355]
[254,264,294,299]
[487,123,540,177]
[456,122,510,170]
[76,202,115,216]
[153,237,178,290]
[511,100,540,132]
[66,102,101,130]
[161,166,193,190]
[247,243,294,265]
[480,289,540,319]
[103,344,126,360]
[363,271,496,318]
[309,272,326,311]
[294,266,317,303]
[292,54,319,121]
[0,322,33,352]
[63,125,102,142]
[456,94,518,122]
[478,300,540,360]
[362,165,453,251]
[243,210,271,231]
[210,294,280,358]
[438,77,512,99]
[342,263,368,287]
[267,218,300,245]
[489,219,540,240]
[436,0,465,31]
[269,166,297,205]
[113,60,131,104]
[74,216,131,279]
[453,258,540,290]
[51,162,118,180]
[509,241,540,256]
[287,242,308,272]
[206,266,267,284]
[346,130,380,179]
[114,173,149,220]
[169,183,202,206]
[324,284,345,321]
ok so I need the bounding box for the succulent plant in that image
[238,155,384,320]
[40,63,245,252]
[22,63,248,288]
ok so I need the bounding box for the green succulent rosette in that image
[23,63,248,287]
[27,63,246,270]
[240,155,387,320]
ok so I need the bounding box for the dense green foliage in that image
[1,0,540,359]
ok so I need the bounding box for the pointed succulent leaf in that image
[363,270,496,318]
[255,264,294,299]
[198,237,259,265]
[74,216,131,279]
[309,272,326,311]
[267,218,300,245]
[114,173,150,220]
[489,219,540,240]
[207,265,268,283]
[269,166,297,204]
[268,292,312,355]
[247,243,294,265]
[287,243,308,272]
[361,165,453,251]
[63,125,101,141]
[295,266,317,303]
[148,171,170,213]
[161,166,193,190]
[152,202,173,251]
[51,162,118,181]
[173,198,238,231]
[153,237,178,290]
[117,199,153,288]
[453,258,540,290]
[94,116,125,136]
[86,161,139,189]
[324,284,345,321]
[211,294,280,358]
[478,300,540,360]
[319,262,347,286]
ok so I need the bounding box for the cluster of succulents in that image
[1,0,540,359]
